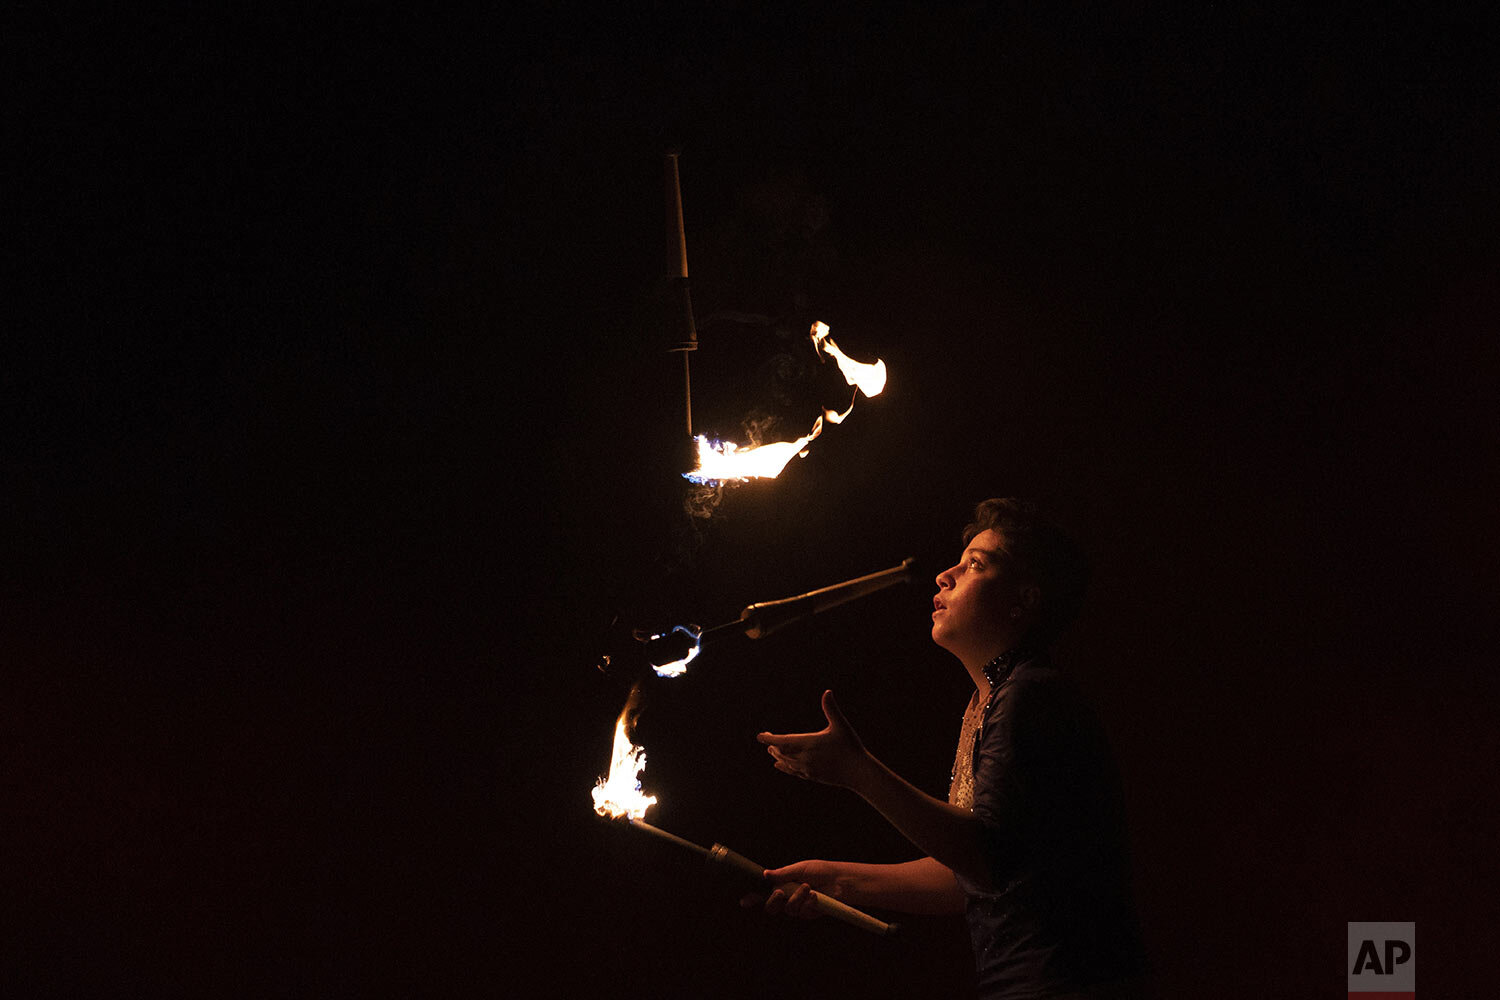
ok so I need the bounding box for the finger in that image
[763,886,788,915]
[785,883,816,918]
[767,746,807,768]
[768,751,806,777]
[821,689,849,731]
[758,732,816,748]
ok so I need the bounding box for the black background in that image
[7,5,1497,997]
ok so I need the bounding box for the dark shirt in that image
[956,649,1146,998]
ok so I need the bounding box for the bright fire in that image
[811,321,887,397]
[650,624,703,679]
[684,416,824,484]
[591,696,657,821]
[682,322,885,484]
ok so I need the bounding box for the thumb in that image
[821,689,848,731]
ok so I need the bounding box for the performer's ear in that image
[1019,585,1041,613]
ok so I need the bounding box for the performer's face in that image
[931,529,1025,660]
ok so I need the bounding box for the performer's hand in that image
[738,860,848,919]
[756,690,868,789]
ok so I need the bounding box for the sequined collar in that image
[980,643,1038,699]
[950,644,1041,810]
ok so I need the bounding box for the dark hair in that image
[962,498,1090,647]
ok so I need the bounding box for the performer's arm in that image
[758,690,998,889]
[744,856,964,916]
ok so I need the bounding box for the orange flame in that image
[822,398,857,426]
[682,322,885,484]
[811,321,887,397]
[591,694,657,821]
[684,416,824,484]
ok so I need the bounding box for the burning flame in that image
[592,690,657,820]
[811,321,887,397]
[650,624,702,678]
[823,399,857,426]
[684,416,824,485]
[682,322,885,484]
